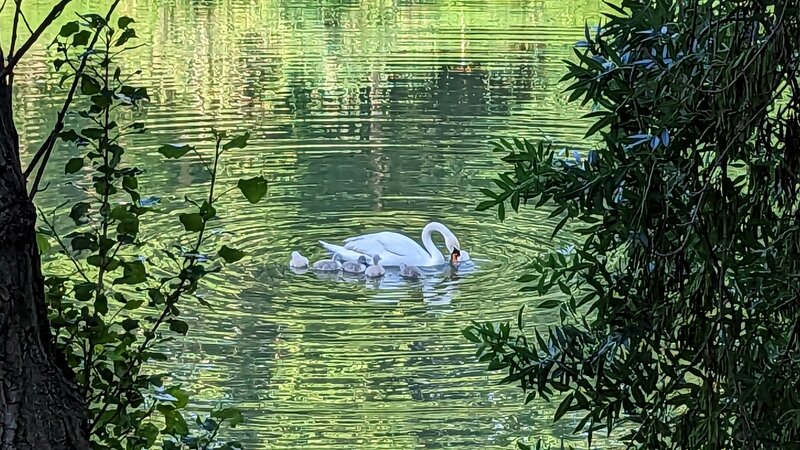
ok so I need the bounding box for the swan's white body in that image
[289,251,309,268]
[319,222,466,267]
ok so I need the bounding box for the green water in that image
[14,0,612,448]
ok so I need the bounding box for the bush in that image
[467,1,800,448]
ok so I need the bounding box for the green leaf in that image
[138,422,159,447]
[95,293,108,315]
[65,157,84,174]
[114,261,147,285]
[179,213,204,232]
[554,392,574,421]
[73,282,96,301]
[211,408,245,427]
[123,300,144,310]
[80,75,101,95]
[169,320,189,336]
[476,200,497,211]
[60,129,80,142]
[162,407,189,435]
[158,144,193,159]
[218,245,245,263]
[115,28,136,47]
[237,176,268,203]
[121,318,139,331]
[199,201,216,220]
[72,30,91,47]
[81,128,103,140]
[59,21,80,37]
[538,299,561,309]
[118,16,135,29]
[36,232,51,255]
[462,327,480,343]
[69,233,96,252]
[166,386,191,409]
[69,202,91,225]
[223,132,250,150]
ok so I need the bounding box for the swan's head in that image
[291,251,302,259]
[358,255,368,266]
[449,248,462,265]
[444,234,461,257]
[372,254,381,265]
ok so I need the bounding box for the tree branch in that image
[0,0,72,80]
[9,0,22,58]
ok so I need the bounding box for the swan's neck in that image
[421,222,452,264]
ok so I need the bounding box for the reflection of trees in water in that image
[276,57,548,214]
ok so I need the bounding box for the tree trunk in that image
[0,81,88,448]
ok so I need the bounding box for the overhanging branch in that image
[0,0,73,81]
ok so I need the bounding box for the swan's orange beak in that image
[450,248,461,265]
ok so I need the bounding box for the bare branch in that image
[0,0,72,80]
[0,0,8,69]
[18,6,35,35]
[9,1,22,57]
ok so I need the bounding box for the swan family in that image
[289,222,471,278]
[319,221,469,267]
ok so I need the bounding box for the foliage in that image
[467,0,800,449]
[37,13,266,449]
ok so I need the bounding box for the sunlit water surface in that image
[12,0,615,448]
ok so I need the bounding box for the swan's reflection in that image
[289,257,479,308]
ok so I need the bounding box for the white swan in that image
[319,222,466,267]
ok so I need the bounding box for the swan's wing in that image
[343,232,429,260]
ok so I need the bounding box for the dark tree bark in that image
[0,80,88,448]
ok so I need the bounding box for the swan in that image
[342,255,368,275]
[289,251,309,268]
[319,222,466,267]
[399,263,422,280]
[365,255,385,278]
[313,253,342,272]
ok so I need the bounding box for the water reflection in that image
[15,0,620,448]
